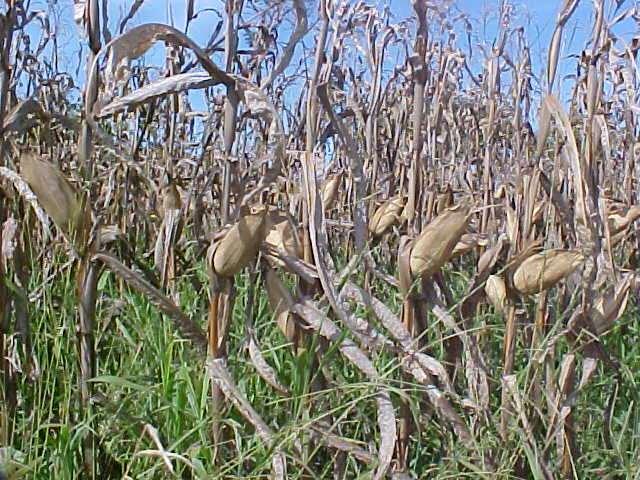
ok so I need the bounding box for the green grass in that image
[2,255,640,479]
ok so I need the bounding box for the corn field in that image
[1,0,640,478]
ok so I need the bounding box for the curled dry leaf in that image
[373,391,395,480]
[206,358,274,442]
[341,281,413,350]
[1,217,18,266]
[512,249,584,295]
[271,452,286,480]
[261,243,318,284]
[96,72,216,118]
[294,300,379,379]
[477,234,508,279]
[311,425,374,464]
[247,331,289,395]
[94,252,207,352]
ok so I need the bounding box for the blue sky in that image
[53,1,603,70]
[44,0,637,106]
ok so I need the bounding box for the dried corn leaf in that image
[206,359,273,440]
[94,252,207,352]
[96,72,217,118]
[0,166,51,238]
[294,300,378,379]
[247,331,289,395]
[311,425,374,464]
[373,391,395,480]
[592,274,633,335]
[452,232,489,257]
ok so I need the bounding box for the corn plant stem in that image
[221,0,239,226]
[208,275,236,463]
[407,1,428,235]
[528,292,548,412]
[500,303,517,440]
[0,1,16,449]
[301,0,328,293]
[75,2,101,476]
[78,0,101,178]
[208,287,222,455]
[0,219,14,446]
[398,296,416,470]
[76,258,99,477]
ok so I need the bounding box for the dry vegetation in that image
[1,0,640,478]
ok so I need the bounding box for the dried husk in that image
[591,275,633,335]
[409,204,470,279]
[158,181,181,219]
[436,186,454,213]
[505,205,518,245]
[452,233,488,257]
[264,213,302,259]
[265,269,296,343]
[608,205,640,235]
[20,154,90,247]
[368,195,405,237]
[321,174,341,211]
[512,249,583,295]
[531,201,546,225]
[485,274,508,312]
[477,234,508,278]
[212,210,268,277]
[494,184,508,199]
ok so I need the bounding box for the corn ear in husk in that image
[212,210,269,278]
[20,153,91,248]
[409,204,470,280]
[512,249,583,295]
[369,195,405,237]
